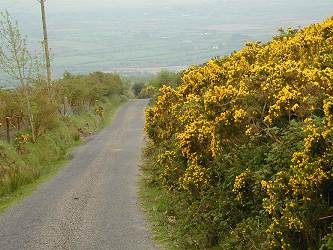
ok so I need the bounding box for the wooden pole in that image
[6,117,10,143]
[64,96,67,116]
[40,0,52,85]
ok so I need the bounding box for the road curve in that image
[0,99,158,250]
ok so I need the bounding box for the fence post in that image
[17,116,21,131]
[6,117,10,143]
[64,96,68,116]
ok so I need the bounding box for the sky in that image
[1,0,333,80]
[2,0,209,9]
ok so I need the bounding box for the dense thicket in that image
[144,17,333,249]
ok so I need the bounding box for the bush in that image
[143,16,333,249]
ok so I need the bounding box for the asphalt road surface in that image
[0,99,158,250]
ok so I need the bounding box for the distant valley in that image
[1,0,333,83]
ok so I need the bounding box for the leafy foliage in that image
[0,72,129,199]
[133,70,182,99]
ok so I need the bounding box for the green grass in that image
[139,177,181,250]
[0,159,67,213]
[0,96,126,214]
[139,147,184,250]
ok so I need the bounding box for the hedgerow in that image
[0,72,129,200]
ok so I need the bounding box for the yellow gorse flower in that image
[145,16,333,248]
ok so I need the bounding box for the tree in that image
[0,11,42,142]
[132,82,145,97]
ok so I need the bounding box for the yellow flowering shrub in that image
[180,157,209,190]
[157,150,182,191]
[14,133,31,152]
[145,17,333,249]
[232,169,255,204]
[262,107,333,248]
[145,86,181,143]
[94,105,104,117]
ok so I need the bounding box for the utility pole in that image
[39,0,52,85]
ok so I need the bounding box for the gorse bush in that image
[144,17,333,249]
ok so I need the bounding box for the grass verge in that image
[0,96,126,214]
[139,143,183,250]
[139,178,181,250]
[0,159,67,213]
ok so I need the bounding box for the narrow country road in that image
[0,100,158,250]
